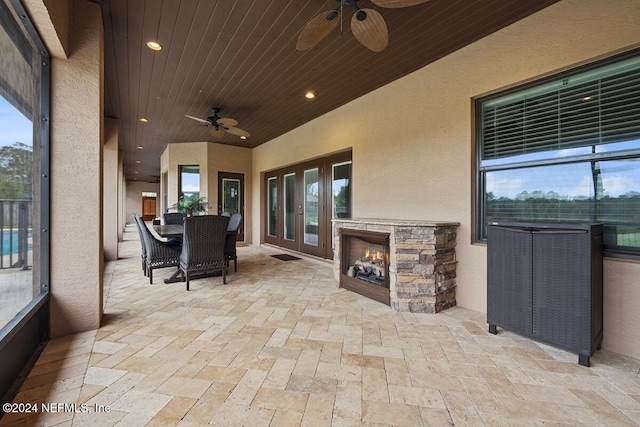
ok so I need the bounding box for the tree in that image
[0,142,33,199]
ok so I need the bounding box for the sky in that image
[0,96,32,148]
[484,143,640,199]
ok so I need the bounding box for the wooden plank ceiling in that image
[92,0,559,182]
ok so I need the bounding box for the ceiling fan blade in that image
[224,126,250,138]
[370,0,430,8]
[185,114,209,124]
[210,129,226,139]
[217,117,238,127]
[351,8,388,52]
[296,10,340,51]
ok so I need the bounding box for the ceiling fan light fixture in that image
[298,0,428,51]
[185,107,250,139]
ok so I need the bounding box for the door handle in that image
[298,205,303,215]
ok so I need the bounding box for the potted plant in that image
[172,194,211,216]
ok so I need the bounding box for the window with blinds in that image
[476,51,640,259]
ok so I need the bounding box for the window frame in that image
[0,0,51,406]
[475,49,640,260]
[178,164,200,199]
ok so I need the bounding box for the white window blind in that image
[482,59,640,160]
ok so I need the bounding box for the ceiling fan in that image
[184,107,250,139]
[296,0,430,52]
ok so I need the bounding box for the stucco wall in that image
[160,142,252,241]
[252,0,640,359]
[125,180,160,224]
[206,143,252,242]
[48,1,103,336]
[23,0,69,58]
[161,142,209,211]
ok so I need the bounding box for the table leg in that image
[164,267,183,284]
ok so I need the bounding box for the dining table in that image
[152,224,184,239]
[152,223,237,283]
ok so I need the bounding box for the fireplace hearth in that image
[333,218,460,313]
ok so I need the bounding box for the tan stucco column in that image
[48,1,104,336]
[103,118,119,261]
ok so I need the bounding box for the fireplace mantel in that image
[334,218,460,228]
[333,218,460,313]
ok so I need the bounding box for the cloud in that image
[486,175,524,198]
[602,175,637,197]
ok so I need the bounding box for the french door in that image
[264,152,351,259]
[218,172,245,241]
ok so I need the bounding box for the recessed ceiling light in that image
[139,118,148,123]
[137,146,143,149]
[134,171,139,174]
[135,160,141,164]
[305,91,316,99]
[582,96,593,102]
[146,41,162,51]
[240,135,247,140]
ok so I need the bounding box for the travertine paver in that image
[2,224,640,426]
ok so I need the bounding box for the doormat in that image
[271,254,302,261]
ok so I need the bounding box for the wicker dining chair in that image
[179,215,230,290]
[135,214,181,284]
[133,214,148,275]
[163,212,185,225]
[224,213,243,272]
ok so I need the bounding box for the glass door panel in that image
[332,161,352,250]
[267,177,277,238]
[284,173,296,241]
[303,168,320,246]
[219,172,245,240]
[221,178,241,213]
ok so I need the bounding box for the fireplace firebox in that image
[334,218,460,313]
[340,229,390,305]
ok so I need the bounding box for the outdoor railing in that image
[0,199,32,270]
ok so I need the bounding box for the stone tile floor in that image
[1,225,640,426]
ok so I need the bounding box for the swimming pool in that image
[1,230,32,255]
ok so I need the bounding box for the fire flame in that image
[364,247,383,262]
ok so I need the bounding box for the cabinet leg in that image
[489,324,497,335]
[578,354,590,367]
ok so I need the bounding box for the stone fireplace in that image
[333,218,459,313]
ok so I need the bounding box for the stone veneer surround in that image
[333,218,460,313]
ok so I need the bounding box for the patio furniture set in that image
[133,212,243,289]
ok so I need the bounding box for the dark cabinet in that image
[487,222,603,366]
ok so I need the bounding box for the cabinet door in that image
[532,230,591,352]
[487,226,533,335]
